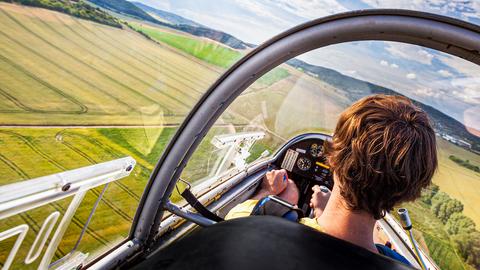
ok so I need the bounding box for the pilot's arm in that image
[225,169,329,232]
[310,185,331,218]
[225,169,295,219]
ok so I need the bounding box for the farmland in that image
[0,127,155,268]
[130,22,243,68]
[0,1,479,269]
[0,2,221,126]
[0,2,225,268]
[434,138,480,226]
[0,2,295,268]
[399,200,471,270]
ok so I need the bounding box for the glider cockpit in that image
[121,10,480,270]
[130,133,414,270]
[273,134,334,213]
[79,9,480,270]
[1,6,479,270]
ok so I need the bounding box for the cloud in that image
[437,69,453,77]
[346,70,357,75]
[386,43,434,65]
[232,0,349,27]
[380,60,400,69]
[437,55,479,78]
[233,0,281,22]
[360,0,480,21]
[434,55,480,105]
[264,0,348,19]
[450,78,480,105]
[415,87,439,98]
[406,73,417,79]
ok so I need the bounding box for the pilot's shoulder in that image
[299,217,323,232]
[225,199,259,220]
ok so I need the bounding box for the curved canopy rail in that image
[94,9,480,269]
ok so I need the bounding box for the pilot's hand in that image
[259,169,288,197]
[278,179,299,205]
[310,185,331,218]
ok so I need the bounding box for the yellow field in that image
[433,138,480,226]
[0,2,221,126]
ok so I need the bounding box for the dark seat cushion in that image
[132,216,413,270]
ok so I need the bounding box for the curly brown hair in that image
[328,94,437,219]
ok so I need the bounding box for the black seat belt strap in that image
[181,188,224,222]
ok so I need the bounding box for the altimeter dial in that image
[310,143,324,158]
[297,157,312,171]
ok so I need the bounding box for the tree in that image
[445,213,476,235]
[452,231,480,268]
[420,183,439,205]
[431,192,464,223]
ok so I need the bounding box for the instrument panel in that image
[274,135,334,213]
[278,138,333,189]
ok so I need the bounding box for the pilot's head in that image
[328,94,437,219]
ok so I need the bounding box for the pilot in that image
[225,94,437,265]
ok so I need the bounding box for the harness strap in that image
[181,188,224,222]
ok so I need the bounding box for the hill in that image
[131,2,252,50]
[132,1,202,27]
[0,0,121,27]
[88,0,157,23]
[287,58,480,151]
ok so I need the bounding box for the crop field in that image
[0,127,156,268]
[130,22,243,68]
[399,200,471,270]
[0,124,246,268]
[0,2,222,126]
[0,3,295,267]
[433,138,480,226]
[0,2,479,269]
[129,21,291,86]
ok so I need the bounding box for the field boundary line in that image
[54,14,203,101]
[1,130,137,221]
[58,131,141,201]
[0,55,88,114]
[0,8,184,114]
[0,30,140,114]
[32,13,198,107]
[77,18,214,90]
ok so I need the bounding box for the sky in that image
[130,0,480,130]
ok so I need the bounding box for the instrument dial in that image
[296,157,312,171]
[310,143,324,158]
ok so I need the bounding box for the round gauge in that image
[296,157,312,171]
[310,143,324,158]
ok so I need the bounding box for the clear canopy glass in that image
[0,0,479,269]
[181,41,480,270]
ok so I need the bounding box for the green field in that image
[399,201,472,270]
[0,2,479,269]
[0,127,157,268]
[130,22,243,68]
